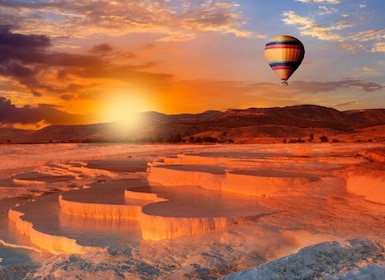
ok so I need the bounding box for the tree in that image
[309,133,314,142]
[320,135,329,143]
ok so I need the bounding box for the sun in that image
[100,92,150,131]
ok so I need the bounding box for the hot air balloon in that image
[264,35,305,86]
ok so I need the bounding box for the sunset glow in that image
[0,0,384,128]
[99,90,151,133]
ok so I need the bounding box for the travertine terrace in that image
[7,143,385,255]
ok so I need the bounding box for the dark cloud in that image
[0,25,49,49]
[0,27,44,93]
[291,80,384,93]
[44,52,104,68]
[333,101,360,108]
[0,26,169,96]
[91,43,113,53]
[90,43,136,60]
[2,61,34,77]
[60,94,74,101]
[0,27,102,94]
[0,26,49,68]
[348,80,384,92]
[0,97,91,126]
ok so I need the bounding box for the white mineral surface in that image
[0,143,384,279]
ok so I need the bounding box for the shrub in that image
[320,135,329,143]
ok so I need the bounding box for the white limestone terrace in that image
[10,164,277,250]
[7,144,385,255]
[8,180,145,254]
[2,143,385,279]
[147,152,346,197]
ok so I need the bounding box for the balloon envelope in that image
[264,35,305,86]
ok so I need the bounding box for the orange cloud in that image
[1,1,251,42]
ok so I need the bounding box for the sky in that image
[0,0,384,129]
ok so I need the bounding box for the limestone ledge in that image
[124,189,167,202]
[58,194,142,220]
[148,164,324,197]
[149,153,379,201]
[222,171,313,197]
[150,153,358,176]
[58,188,252,241]
[147,165,226,191]
[8,208,95,254]
[140,212,248,241]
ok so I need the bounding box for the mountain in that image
[211,105,350,130]
[3,105,385,144]
[0,127,34,143]
[344,109,385,127]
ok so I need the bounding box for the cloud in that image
[338,41,363,53]
[318,6,338,15]
[333,101,360,108]
[90,43,113,53]
[338,29,385,53]
[371,42,385,53]
[0,0,250,42]
[177,2,251,38]
[0,97,91,126]
[294,0,341,4]
[0,27,109,96]
[283,4,384,53]
[347,29,385,42]
[281,11,350,40]
[291,79,384,93]
[0,27,172,99]
[0,26,49,70]
[0,25,50,49]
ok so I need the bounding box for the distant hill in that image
[0,128,34,143]
[3,105,385,144]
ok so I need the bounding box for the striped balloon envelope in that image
[264,35,305,86]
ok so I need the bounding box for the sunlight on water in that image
[12,192,143,249]
[58,212,142,247]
